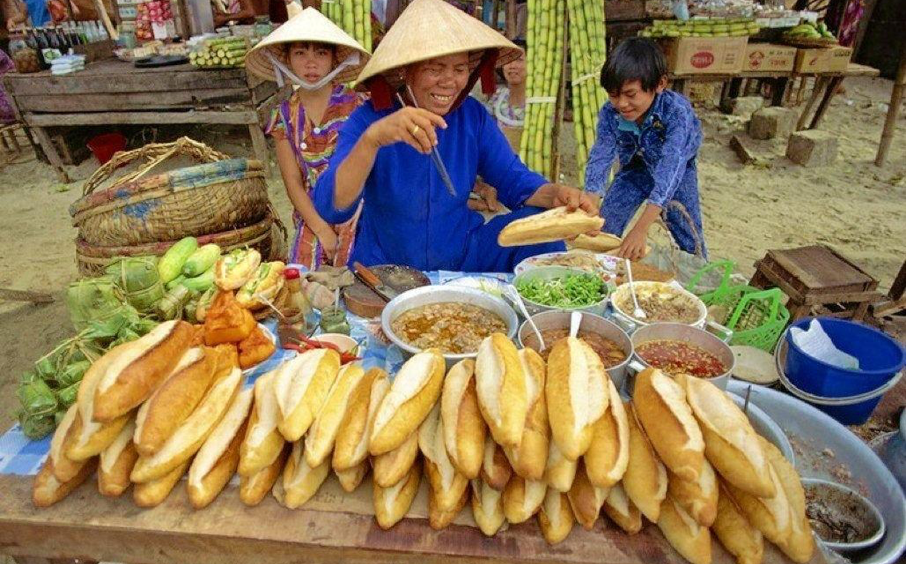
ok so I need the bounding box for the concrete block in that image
[748,107,798,140]
[721,96,764,119]
[786,130,838,167]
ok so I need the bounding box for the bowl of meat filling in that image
[611,281,707,329]
[382,285,519,368]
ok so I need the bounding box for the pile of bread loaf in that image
[33,327,814,564]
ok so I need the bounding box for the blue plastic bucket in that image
[785,317,905,398]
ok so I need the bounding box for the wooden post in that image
[808,75,845,129]
[30,127,70,184]
[550,13,568,181]
[875,42,906,166]
[796,76,828,131]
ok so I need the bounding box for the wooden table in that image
[0,473,824,564]
[2,60,284,183]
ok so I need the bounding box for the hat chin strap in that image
[266,50,361,90]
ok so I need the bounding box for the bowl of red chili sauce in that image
[629,322,735,392]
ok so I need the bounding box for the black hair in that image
[497,37,526,81]
[600,37,666,95]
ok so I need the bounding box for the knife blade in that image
[397,89,458,197]
[353,262,398,302]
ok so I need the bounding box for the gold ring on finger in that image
[411,124,421,136]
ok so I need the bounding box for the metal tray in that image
[727,380,906,564]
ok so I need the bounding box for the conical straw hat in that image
[356,0,521,87]
[246,7,370,83]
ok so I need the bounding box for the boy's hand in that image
[468,181,500,212]
[552,184,599,216]
[616,225,649,261]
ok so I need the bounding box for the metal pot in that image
[627,322,736,394]
[380,285,519,369]
[511,266,609,317]
[517,311,633,390]
[802,478,886,553]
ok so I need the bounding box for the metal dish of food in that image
[802,478,886,554]
[381,285,519,368]
[611,280,707,328]
[628,322,736,392]
[512,266,610,316]
[726,380,906,564]
[517,311,633,389]
[514,251,620,278]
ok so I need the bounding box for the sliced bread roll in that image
[725,465,792,548]
[603,483,643,534]
[98,419,139,498]
[471,478,507,536]
[623,402,668,522]
[277,440,330,509]
[480,436,513,491]
[657,495,713,564]
[475,334,528,448]
[273,349,341,442]
[429,485,469,530]
[305,363,367,467]
[239,442,289,507]
[668,459,719,527]
[419,403,469,513]
[538,489,576,545]
[585,377,629,488]
[760,437,815,564]
[504,348,549,481]
[374,459,421,530]
[567,460,609,530]
[713,482,764,564]
[503,475,547,524]
[441,359,487,479]
[544,441,578,493]
[333,368,389,471]
[372,430,419,488]
[335,462,369,493]
[33,456,96,508]
[569,232,622,252]
[239,370,286,477]
[498,207,604,247]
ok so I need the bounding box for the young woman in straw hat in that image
[246,8,370,270]
[313,0,597,272]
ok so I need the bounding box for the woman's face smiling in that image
[406,53,471,115]
[288,42,335,84]
[502,53,526,87]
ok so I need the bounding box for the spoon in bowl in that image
[506,284,545,351]
[625,259,647,321]
[569,310,582,339]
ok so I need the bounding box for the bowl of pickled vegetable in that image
[512,266,609,316]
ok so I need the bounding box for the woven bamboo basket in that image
[75,212,287,276]
[70,137,270,247]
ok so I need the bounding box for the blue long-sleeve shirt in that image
[313,96,548,271]
[584,90,702,207]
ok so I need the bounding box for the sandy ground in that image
[0,76,903,436]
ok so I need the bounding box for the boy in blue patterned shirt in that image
[585,37,706,259]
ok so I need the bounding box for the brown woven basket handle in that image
[82,137,232,196]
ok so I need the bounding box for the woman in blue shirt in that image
[585,37,706,260]
[314,0,597,272]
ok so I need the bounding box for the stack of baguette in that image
[33,327,815,564]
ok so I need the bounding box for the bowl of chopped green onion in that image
[513,266,610,316]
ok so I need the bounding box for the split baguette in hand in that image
[273,348,341,442]
[623,402,668,522]
[373,458,421,530]
[333,368,389,472]
[305,363,367,467]
[538,489,576,545]
[187,388,254,509]
[602,483,643,534]
[760,437,814,564]
[633,368,704,482]
[504,348,549,481]
[475,334,528,448]
[372,430,419,488]
[93,320,195,422]
[569,232,622,252]
[657,495,713,564]
[370,349,445,455]
[134,346,216,457]
[98,419,139,497]
[276,440,330,509]
[471,478,506,536]
[240,442,289,506]
[33,456,97,508]
[239,370,286,477]
[419,403,469,513]
[585,377,629,488]
[480,436,513,491]
[546,337,609,461]
[713,483,764,564]
[681,374,774,498]
[441,359,487,479]
[544,441,578,492]
[567,460,609,530]
[503,475,547,524]
[668,459,719,527]
[133,460,189,508]
[498,207,604,247]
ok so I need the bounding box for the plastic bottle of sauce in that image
[281,268,316,332]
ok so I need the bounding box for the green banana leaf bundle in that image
[105,256,165,313]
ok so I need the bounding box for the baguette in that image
[569,232,622,252]
[567,460,609,530]
[370,349,445,455]
[333,368,389,471]
[480,436,513,491]
[475,334,528,448]
[760,437,814,564]
[725,466,792,547]
[585,377,629,488]
[538,489,575,545]
[94,320,195,422]
[239,370,286,477]
[278,440,330,509]
[419,403,468,513]
[336,462,369,493]
[130,367,242,483]
[633,368,704,482]
[429,485,469,530]
[133,460,189,508]
[373,459,421,530]
[98,419,138,497]
[134,347,216,457]
[273,348,341,442]
[441,359,487,479]
[372,430,419,488]
[713,483,764,564]
[623,402,668,522]
[239,442,289,506]
[503,475,547,523]
[668,459,718,527]
[657,495,713,564]
[49,404,83,482]
[471,478,506,536]
[187,388,254,509]
[546,337,609,461]
[681,374,774,498]
[504,349,549,481]
[305,364,366,467]
[544,441,578,492]
[33,457,96,508]
[498,207,604,247]
[602,483,643,534]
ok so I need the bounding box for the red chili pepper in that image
[283,342,304,352]
[339,353,361,364]
[298,334,342,352]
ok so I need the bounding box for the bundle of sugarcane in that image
[320,0,343,28]
[336,0,372,52]
[519,0,566,179]
[189,36,250,69]
[566,0,607,186]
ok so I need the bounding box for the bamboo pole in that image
[875,42,906,166]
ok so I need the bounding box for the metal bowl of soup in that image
[628,322,736,394]
[518,311,633,389]
[382,285,519,369]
